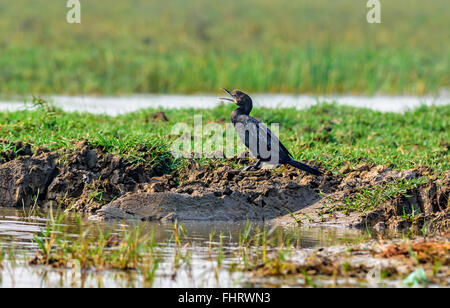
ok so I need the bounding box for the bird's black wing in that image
[244,116,294,162]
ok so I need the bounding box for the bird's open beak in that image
[218,88,236,103]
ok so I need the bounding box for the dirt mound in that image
[94,158,333,221]
[97,161,448,229]
[0,141,448,230]
[96,171,323,222]
[0,141,159,211]
[281,165,449,231]
[0,153,56,207]
[360,172,450,230]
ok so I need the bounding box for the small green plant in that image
[402,267,428,287]
[302,269,315,287]
[215,232,224,281]
[402,203,422,224]
[22,189,40,218]
[0,245,4,269]
[288,210,302,226]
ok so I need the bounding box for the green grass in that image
[0,0,448,95]
[0,100,448,175]
[338,177,429,213]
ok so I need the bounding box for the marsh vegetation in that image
[0,0,448,95]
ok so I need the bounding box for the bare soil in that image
[0,141,448,230]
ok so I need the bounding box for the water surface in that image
[0,93,448,116]
[0,208,379,288]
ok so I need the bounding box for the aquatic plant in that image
[30,213,163,284]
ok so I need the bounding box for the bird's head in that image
[219,88,252,108]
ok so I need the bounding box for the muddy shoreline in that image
[0,140,448,231]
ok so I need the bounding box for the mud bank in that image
[0,141,448,230]
[0,140,159,212]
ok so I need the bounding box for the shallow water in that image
[0,207,384,288]
[0,93,449,116]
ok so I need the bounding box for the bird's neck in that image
[235,103,252,116]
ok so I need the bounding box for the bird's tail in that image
[287,159,323,176]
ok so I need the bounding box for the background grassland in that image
[1,103,448,175]
[0,0,448,95]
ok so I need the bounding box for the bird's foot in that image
[243,162,262,171]
[243,165,256,171]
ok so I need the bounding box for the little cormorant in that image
[219,88,322,176]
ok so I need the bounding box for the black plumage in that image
[220,88,322,176]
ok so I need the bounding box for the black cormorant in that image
[219,88,322,176]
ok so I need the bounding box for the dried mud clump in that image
[0,152,56,207]
[376,240,450,265]
[249,237,450,287]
